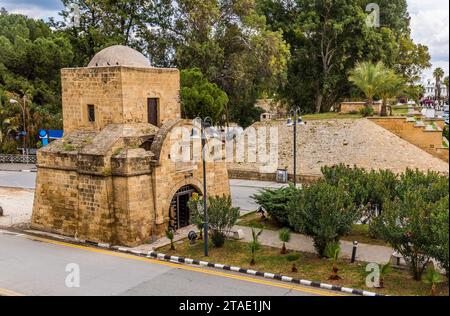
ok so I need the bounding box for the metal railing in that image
[0,154,37,164]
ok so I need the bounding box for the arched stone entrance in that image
[169,185,200,230]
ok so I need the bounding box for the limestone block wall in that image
[62,67,124,133]
[370,117,448,162]
[76,174,115,242]
[340,102,381,114]
[120,67,181,127]
[32,168,79,236]
[61,66,181,133]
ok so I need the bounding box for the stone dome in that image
[88,45,151,68]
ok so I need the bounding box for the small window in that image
[87,104,95,122]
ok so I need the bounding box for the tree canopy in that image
[0,0,435,152]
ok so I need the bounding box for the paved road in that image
[0,231,337,296]
[0,171,287,212]
[0,171,36,189]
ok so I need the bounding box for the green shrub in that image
[1,138,18,154]
[288,181,360,257]
[190,195,240,247]
[252,185,298,225]
[427,197,449,278]
[443,125,449,141]
[321,165,397,215]
[211,230,225,248]
[249,228,263,265]
[279,228,291,254]
[359,106,374,117]
[371,190,444,281]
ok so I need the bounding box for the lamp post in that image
[287,108,305,187]
[193,117,213,257]
[10,95,28,163]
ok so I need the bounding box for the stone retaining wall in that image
[369,117,449,162]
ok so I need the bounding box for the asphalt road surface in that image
[0,231,339,296]
[0,171,36,189]
[0,171,287,212]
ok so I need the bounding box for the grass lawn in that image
[303,112,363,120]
[391,105,410,116]
[238,212,387,247]
[159,239,449,296]
[238,212,283,231]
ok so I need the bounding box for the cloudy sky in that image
[0,0,449,81]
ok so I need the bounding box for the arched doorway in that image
[169,185,199,230]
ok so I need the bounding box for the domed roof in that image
[88,45,151,68]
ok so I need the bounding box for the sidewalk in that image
[235,225,393,265]
[137,223,394,265]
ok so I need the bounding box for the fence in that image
[0,154,37,164]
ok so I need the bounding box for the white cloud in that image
[407,0,449,80]
[0,1,61,21]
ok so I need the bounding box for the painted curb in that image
[108,245,384,297]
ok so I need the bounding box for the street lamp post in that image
[194,117,213,257]
[287,108,304,187]
[10,95,28,163]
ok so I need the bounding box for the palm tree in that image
[424,268,442,296]
[279,228,291,254]
[378,262,392,288]
[444,76,449,104]
[349,61,386,108]
[325,242,342,280]
[379,70,405,116]
[249,228,263,265]
[166,229,175,251]
[433,68,445,102]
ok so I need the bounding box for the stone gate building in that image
[31,45,230,247]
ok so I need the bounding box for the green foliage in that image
[325,242,341,261]
[325,242,342,280]
[380,262,392,277]
[278,227,291,254]
[349,61,387,105]
[427,198,449,278]
[0,12,70,149]
[0,137,17,154]
[286,253,300,262]
[359,106,374,117]
[424,268,443,296]
[279,228,291,243]
[288,181,359,257]
[321,165,397,216]
[258,0,429,113]
[424,268,442,285]
[249,228,263,265]
[166,229,175,250]
[378,70,406,116]
[371,187,447,281]
[190,195,240,246]
[443,126,449,141]
[211,230,225,248]
[252,185,297,226]
[180,68,228,123]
